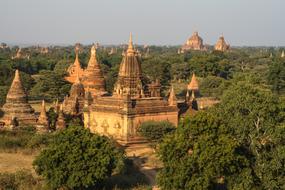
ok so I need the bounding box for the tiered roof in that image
[65,46,84,83]
[187,73,199,91]
[81,45,107,96]
[1,70,37,125]
[113,33,144,98]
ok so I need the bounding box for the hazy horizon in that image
[0,0,283,46]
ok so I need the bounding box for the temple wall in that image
[84,111,128,140]
[133,111,178,133]
[84,110,178,143]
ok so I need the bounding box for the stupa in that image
[214,35,230,52]
[188,73,199,91]
[83,34,178,144]
[181,31,205,51]
[81,45,107,96]
[0,70,37,126]
[56,104,66,130]
[281,51,285,58]
[36,100,49,131]
[65,46,84,83]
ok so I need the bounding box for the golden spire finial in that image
[91,44,96,56]
[42,99,46,108]
[127,33,135,55]
[14,69,20,81]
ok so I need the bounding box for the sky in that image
[0,0,283,46]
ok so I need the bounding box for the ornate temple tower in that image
[188,73,199,93]
[65,46,84,83]
[0,70,37,126]
[113,33,144,98]
[214,35,230,52]
[81,45,107,96]
[181,31,205,51]
[83,34,178,144]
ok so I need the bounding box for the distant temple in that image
[0,70,37,127]
[214,35,230,52]
[181,31,205,51]
[83,34,178,144]
[11,48,30,60]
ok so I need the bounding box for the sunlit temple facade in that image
[83,34,179,143]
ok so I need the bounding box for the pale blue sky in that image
[0,0,283,46]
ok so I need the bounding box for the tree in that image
[137,120,175,142]
[157,82,285,189]
[33,126,125,189]
[268,59,285,94]
[30,70,71,101]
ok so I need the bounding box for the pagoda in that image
[214,35,230,52]
[181,31,205,51]
[83,34,178,144]
[0,70,37,126]
[63,73,85,115]
[56,104,66,130]
[65,46,84,83]
[36,100,49,132]
[81,45,107,96]
[187,73,199,92]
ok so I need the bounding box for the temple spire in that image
[14,69,20,82]
[168,86,177,106]
[91,44,97,57]
[74,46,81,67]
[37,99,49,128]
[281,51,285,58]
[127,32,135,56]
[188,73,199,91]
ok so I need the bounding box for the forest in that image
[0,44,285,189]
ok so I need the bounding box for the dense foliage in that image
[0,126,53,151]
[138,120,175,142]
[157,82,285,189]
[33,126,125,189]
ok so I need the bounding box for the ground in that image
[0,152,37,174]
[0,142,161,189]
[126,142,162,186]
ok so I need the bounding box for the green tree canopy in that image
[33,126,125,189]
[157,82,285,189]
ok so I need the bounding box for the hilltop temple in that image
[214,35,230,52]
[83,34,178,144]
[181,31,205,51]
[0,70,37,127]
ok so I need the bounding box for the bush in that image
[33,126,125,189]
[138,120,175,142]
[0,126,53,152]
[0,170,44,190]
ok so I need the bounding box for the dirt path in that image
[125,143,162,186]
